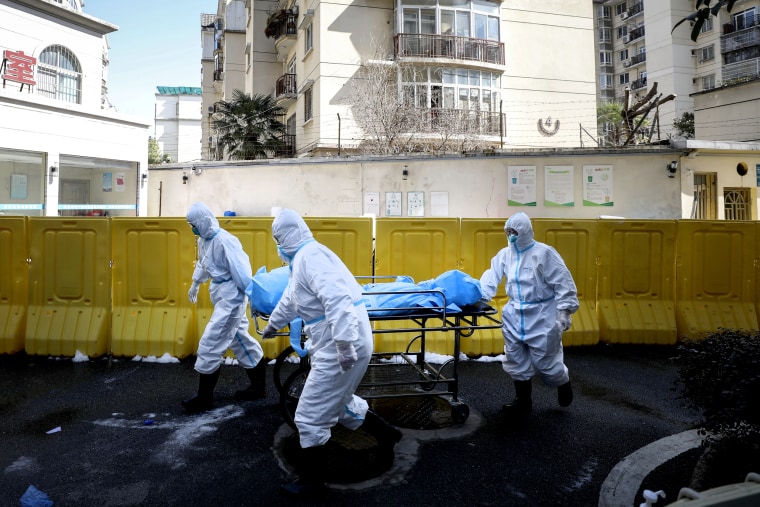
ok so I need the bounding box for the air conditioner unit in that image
[623,59,631,67]
[690,49,698,56]
[623,35,631,44]
[620,11,628,20]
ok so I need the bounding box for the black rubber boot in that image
[558,380,573,407]
[280,444,328,497]
[181,368,220,414]
[502,380,532,415]
[361,409,403,447]
[235,360,266,400]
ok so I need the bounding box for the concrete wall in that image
[146,148,689,219]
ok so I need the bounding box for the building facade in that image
[200,0,599,159]
[154,86,203,163]
[0,0,150,217]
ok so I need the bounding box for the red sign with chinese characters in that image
[2,49,37,87]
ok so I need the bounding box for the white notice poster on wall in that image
[544,166,574,207]
[364,192,380,216]
[508,166,537,206]
[385,192,402,216]
[407,191,424,217]
[583,165,613,206]
[430,191,449,216]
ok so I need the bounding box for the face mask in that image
[508,234,518,244]
[191,226,200,236]
[277,245,292,264]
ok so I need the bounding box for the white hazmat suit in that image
[480,212,579,410]
[263,209,373,448]
[186,202,264,375]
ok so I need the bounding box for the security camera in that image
[667,161,677,178]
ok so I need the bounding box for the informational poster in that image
[407,191,424,217]
[115,172,126,192]
[544,166,574,207]
[102,172,112,192]
[364,192,380,216]
[583,165,613,206]
[385,191,401,216]
[430,191,449,217]
[507,165,536,206]
[10,174,27,199]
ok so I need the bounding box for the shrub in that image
[674,328,760,489]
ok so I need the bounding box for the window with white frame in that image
[700,16,713,33]
[699,45,714,62]
[401,0,500,40]
[619,49,629,61]
[617,25,628,39]
[733,8,757,30]
[599,51,612,65]
[305,23,313,53]
[600,74,613,89]
[399,66,501,112]
[599,28,611,43]
[304,87,313,122]
[615,2,626,16]
[618,72,629,85]
[37,45,81,104]
[702,74,715,90]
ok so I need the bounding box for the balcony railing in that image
[630,52,646,66]
[721,57,760,86]
[416,108,504,136]
[722,13,759,35]
[721,25,760,53]
[628,26,645,42]
[627,2,643,18]
[275,73,297,99]
[630,75,647,90]
[273,134,296,158]
[265,11,297,39]
[395,33,505,66]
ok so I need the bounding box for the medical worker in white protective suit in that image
[182,202,267,414]
[261,208,401,497]
[479,212,579,415]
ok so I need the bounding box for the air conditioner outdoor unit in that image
[623,59,631,67]
[620,11,628,20]
[623,35,631,44]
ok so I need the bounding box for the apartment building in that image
[201,0,598,159]
[154,86,203,163]
[0,0,150,217]
[594,0,760,144]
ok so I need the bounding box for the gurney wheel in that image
[450,401,470,424]
[273,346,309,394]
[279,368,309,430]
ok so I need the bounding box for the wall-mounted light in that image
[402,165,408,181]
[667,160,678,178]
[140,173,148,188]
[50,163,57,175]
[182,172,189,184]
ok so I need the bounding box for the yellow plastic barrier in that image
[373,218,460,355]
[675,221,757,340]
[110,218,198,358]
[534,219,600,346]
[0,217,28,354]
[597,220,678,344]
[26,218,111,357]
[459,218,509,357]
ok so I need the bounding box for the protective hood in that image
[504,212,535,249]
[272,208,313,256]
[186,201,219,239]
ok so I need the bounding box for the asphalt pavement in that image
[0,344,702,507]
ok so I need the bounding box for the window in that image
[599,28,611,43]
[599,51,612,65]
[600,74,613,89]
[619,49,629,61]
[700,17,713,33]
[304,87,313,122]
[597,5,611,20]
[692,173,717,219]
[701,74,715,90]
[288,56,296,75]
[617,25,628,39]
[615,2,626,16]
[733,8,757,31]
[36,45,81,104]
[699,45,714,62]
[304,23,313,53]
[724,188,751,220]
[618,72,629,85]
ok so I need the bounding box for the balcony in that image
[626,26,645,44]
[722,13,759,35]
[721,57,760,86]
[265,11,297,40]
[627,2,643,18]
[213,70,224,82]
[417,108,504,136]
[394,33,504,67]
[721,25,760,53]
[630,75,647,90]
[273,134,296,158]
[275,73,297,104]
[629,51,646,66]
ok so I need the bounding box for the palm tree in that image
[212,90,288,160]
[597,102,624,147]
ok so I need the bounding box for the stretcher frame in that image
[253,278,501,427]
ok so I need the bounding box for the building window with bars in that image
[304,87,313,122]
[724,187,752,220]
[36,45,81,104]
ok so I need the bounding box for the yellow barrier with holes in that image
[4,216,760,359]
[0,217,28,354]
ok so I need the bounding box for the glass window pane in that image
[456,11,470,36]
[421,9,436,34]
[487,16,499,40]
[403,10,418,33]
[440,10,454,35]
[431,67,442,83]
[474,13,487,39]
[443,87,455,108]
[443,68,456,84]
[469,70,480,86]
[457,69,467,85]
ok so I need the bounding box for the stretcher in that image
[252,279,501,428]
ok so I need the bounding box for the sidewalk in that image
[0,344,701,507]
